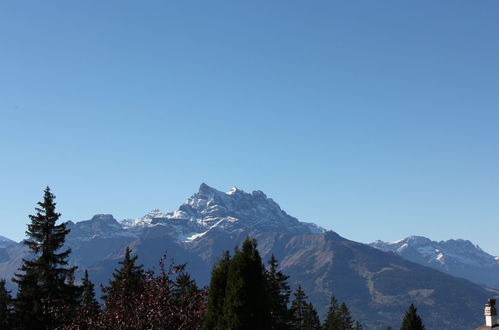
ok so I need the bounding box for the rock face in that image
[370,236,499,289]
[0,184,494,329]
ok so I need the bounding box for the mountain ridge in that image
[0,184,495,329]
[371,235,499,289]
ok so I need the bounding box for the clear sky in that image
[1,1,498,254]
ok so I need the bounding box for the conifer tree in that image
[322,295,340,330]
[0,279,12,329]
[400,304,425,330]
[12,187,78,329]
[303,302,321,330]
[202,250,231,330]
[103,247,144,310]
[81,270,100,314]
[174,272,198,299]
[354,321,363,330]
[265,254,291,330]
[289,285,309,329]
[338,302,354,329]
[223,237,271,330]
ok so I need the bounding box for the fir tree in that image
[223,237,271,330]
[81,270,100,314]
[202,250,231,330]
[338,302,354,330]
[0,279,12,329]
[400,304,425,330]
[354,321,363,330]
[174,272,198,299]
[322,295,341,330]
[289,285,309,329]
[303,302,321,330]
[265,254,291,330]
[12,187,78,329]
[103,247,144,310]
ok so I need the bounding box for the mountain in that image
[0,235,15,249]
[370,236,499,289]
[0,184,495,329]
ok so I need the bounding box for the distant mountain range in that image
[0,184,496,329]
[370,236,499,289]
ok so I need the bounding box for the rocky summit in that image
[371,236,499,289]
[0,184,495,329]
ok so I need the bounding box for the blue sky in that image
[1,1,498,254]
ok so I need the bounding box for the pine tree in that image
[202,250,231,330]
[103,247,144,310]
[303,302,321,330]
[265,254,291,330]
[354,321,363,330]
[289,285,309,329]
[12,187,78,329]
[81,270,100,314]
[338,302,354,330]
[0,279,12,329]
[400,304,425,330]
[223,237,271,330]
[322,295,341,330]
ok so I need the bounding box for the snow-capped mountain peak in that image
[119,183,325,242]
[371,235,499,268]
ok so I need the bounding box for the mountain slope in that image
[0,184,494,329]
[370,236,499,289]
[0,235,15,249]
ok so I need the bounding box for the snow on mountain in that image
[67,214,138,243]
[370,235,499,289]
[371,236,498,268]
[118,183,325,242]
[0,235,16,249]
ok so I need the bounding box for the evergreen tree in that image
[354,321,363,330]
[265,254,291,330]
[338,302,354,330]
[103,247,144,310]
[12,187,78,329]
[322,295,340,330]
[81,270,100,314]
[303,302,321,330]
[174,272,198,299]
[400,304,425,330]
[202,250,231,330]
[223,237,271,330]
[289,285,309,330]
[0,279,12,329]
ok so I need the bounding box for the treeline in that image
[0,188,425,330]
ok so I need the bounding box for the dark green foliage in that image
[400,304,425,330]
[322,296,340,330]
[0,279,12,329]
[203,250,231,330]
[12,187,79,329]
[338,302,354,329]
[81,270,100,314]
[290,285,319,330]
[102,247,144,309]
[103,247,144,310]
[174,272,199,299]
[303,302,321,330]
[265,254,291,330]
[223,238,271,330]
[322,296,361,330]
